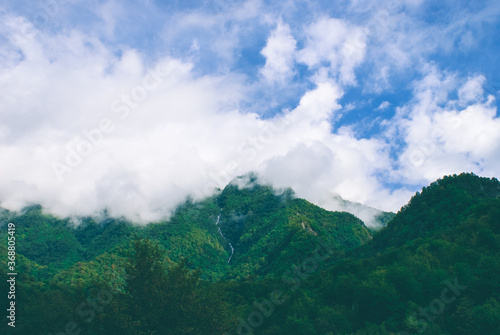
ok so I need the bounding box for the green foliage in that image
[1,173,499,334]
[8,205,84,269]
[216,179,371,279]
[142,197,230,280]
[372,172,500,250]
[98,238,233,334]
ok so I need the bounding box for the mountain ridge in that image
[1,172,499,334]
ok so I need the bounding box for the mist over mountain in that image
[0,172,393,229]
[2,1,500,225]
[2,1,500,334]
[1,173,500,334]
[0,174,381,280]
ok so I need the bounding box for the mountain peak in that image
[372,172,500,249]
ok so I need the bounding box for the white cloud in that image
[377,101,391,110]
[348,3,489,93]
[395,69,500,184]
[0,16,408,224]
[257,80,409,215]
[458,75,486,105]
[260,20,296,83]
[297,17,367,85]
[94,0,122,39]
[1,0,499,228]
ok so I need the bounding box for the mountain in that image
[235,172,500,334]
[0,175,373,282]
[216,175,371,279]
[370,173,500,251]
[1,172,499,334]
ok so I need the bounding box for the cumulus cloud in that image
[0,16,401,224]
[297,17,367,85]
[260,20,296,83]
[0,1,499,228]
[395,69,500,185]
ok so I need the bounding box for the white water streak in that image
[215,213,234,264]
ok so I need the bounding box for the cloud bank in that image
[0,1,499,225]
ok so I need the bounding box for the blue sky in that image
[1,0,499,224]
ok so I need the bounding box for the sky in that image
[0,0,499,224]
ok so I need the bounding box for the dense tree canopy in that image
[1,173,499,334]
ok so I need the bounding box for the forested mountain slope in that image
[0,176,373,282]
[370,173,500,250]
[217,179,371,279]
[262,173,500,334]
[1,173,499,334]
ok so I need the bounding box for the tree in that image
[121,238,232,334]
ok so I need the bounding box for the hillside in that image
[0,177,372,283]
[225,173,500,334]
[1,173,499,334]
[0,176,374,335]
[216,176,371,279]
[370,173,500,251]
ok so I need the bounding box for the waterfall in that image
[215,213,234,264]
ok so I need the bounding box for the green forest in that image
[1,172,499,334]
